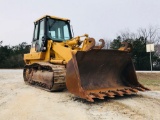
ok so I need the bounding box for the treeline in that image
[0,26,160,70]
[0,41,30,68]
[110,26,160,70]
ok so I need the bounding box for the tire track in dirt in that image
[73,96,145,120]
[84,100,143,120]
[112,93,160,120]
[0,70,160,120]
[0,89,90,120]
[73,92,160,120]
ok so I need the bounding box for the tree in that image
[120,29,137,41]
[0,41,2,46]
[132,37,150,70]
[102,38,111,49]
[0,42,30,68]
[110,26,160,70]
[137,26,160,44]
[110,36,122,49]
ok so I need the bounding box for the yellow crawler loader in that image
[23,15,149,102]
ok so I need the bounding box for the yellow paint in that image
[35,15,70,22]
[26,60,46,64]
[52,42,73,62]
[24,15,93,65]
[24,52,45,60]
[44,40,52,61]
[24,39,77,64]
[24,35,96,65]
[30,48,36,53]
[50,59,67,64]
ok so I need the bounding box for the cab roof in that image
[35,15,70,22]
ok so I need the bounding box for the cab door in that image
[32,19,45,52]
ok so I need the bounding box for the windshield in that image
[47,18,72,41]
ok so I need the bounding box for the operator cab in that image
[32,15,72,52]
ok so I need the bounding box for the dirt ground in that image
[0,70,160,120]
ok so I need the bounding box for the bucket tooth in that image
[129,88,138,93]
[121,89,132,95]
[86,95,94,102]
[88,94,96,98]
[102,91,115,98]
[135,87,146,91]
[90,93,105,99]
[65,50,150,102]
[111,90,124,96]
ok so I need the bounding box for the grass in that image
[137,73,160,90]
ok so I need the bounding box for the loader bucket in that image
[66,50,149,102]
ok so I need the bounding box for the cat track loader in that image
[23,15,149,102]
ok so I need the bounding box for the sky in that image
[0,0,160,46]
